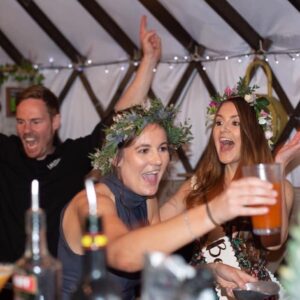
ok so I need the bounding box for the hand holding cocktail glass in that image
[242,163,282,236]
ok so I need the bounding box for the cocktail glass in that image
[0,263,14,291]
[242,163,282,236]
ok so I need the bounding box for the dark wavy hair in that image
[186,97,274,209]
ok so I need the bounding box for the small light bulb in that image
[225,56,229,60]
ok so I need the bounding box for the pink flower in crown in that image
[209,101,218,108]
[224,87,233,97]
[260,110,269,117]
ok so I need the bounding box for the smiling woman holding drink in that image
[160,78,299,299]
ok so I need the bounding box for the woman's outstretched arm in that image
[106,177,276,272]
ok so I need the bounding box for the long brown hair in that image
[186,97,273,209]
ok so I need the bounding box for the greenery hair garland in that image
[90,98,193,175]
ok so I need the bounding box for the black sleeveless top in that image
[58,174,148,300]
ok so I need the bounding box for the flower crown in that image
[90,98,193,175]
[206,77,274,147]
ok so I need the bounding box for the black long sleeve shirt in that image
[0,115,110,262]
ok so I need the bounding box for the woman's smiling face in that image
[117,123,170,197]
[213,101,242,168]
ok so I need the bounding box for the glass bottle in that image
[71,179,121,300]
[13,180,61,300]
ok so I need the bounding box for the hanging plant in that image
[0,60,44,86]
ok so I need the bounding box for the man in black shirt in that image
[0,15,161,262]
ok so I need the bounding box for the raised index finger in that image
[140,15,147,38]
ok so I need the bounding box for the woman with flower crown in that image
[159,78,300,299]
[58,94,282,300]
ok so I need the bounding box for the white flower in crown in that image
[258,110,270,125]
[265,130,273,140]
[244,93,256,104]
[208,114,215,121]
[258,116,267,125]
[113,113,123,122]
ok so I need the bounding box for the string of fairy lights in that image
[33,49,300,74]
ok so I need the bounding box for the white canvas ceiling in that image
[0,0,299,184]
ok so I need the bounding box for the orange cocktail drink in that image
[242,163,282,235]
[251,182,282,234]
[0,264,14,291]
